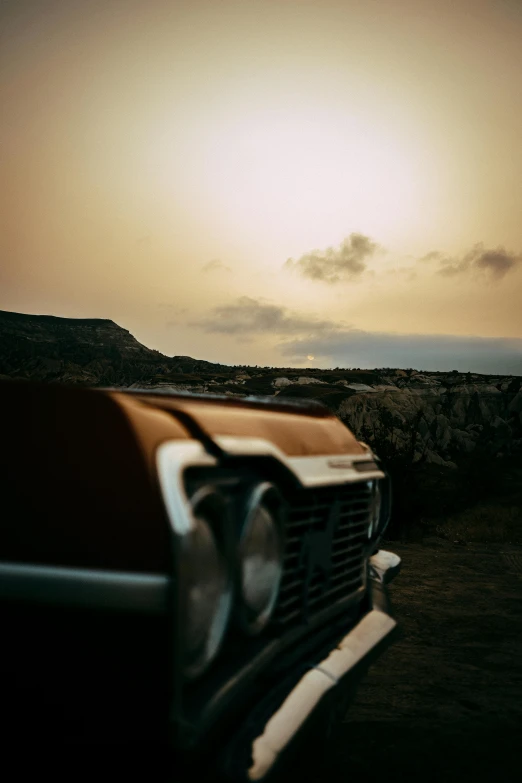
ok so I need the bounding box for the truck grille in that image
[274,482,372,625]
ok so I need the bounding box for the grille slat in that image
[274,482,371,626]
[286,508,369,528]
[332,530,368,547]
[331,543,365,560]
[287,499,369,520]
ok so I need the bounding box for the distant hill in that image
[0,309,226,385]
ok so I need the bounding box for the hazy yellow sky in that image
[2,0,522,371]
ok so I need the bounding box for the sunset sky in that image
[2,0,522,372]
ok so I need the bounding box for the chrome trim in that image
[0,562,169,614]
[182,585,366,749]
[213,436,385,487]
[155,440,229,681]
[0,441,216,617]
[248,608,397,780]
[369,549,402,584]
[156,440,218,536]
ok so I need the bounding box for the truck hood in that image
[126,389,366,458]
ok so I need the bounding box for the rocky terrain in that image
[0,309,230,387]
[2,309,521,543]
[2,309,520,466]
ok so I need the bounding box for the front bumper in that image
[218,549,401,782]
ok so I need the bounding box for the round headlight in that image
[237,483,284,635]
[181,489,232,679]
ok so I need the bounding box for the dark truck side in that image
[0,379,400,780]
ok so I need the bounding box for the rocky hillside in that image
[335,374,522,467]
[0,310,227,386]
[1,309,521,467]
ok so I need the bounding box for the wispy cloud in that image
[285,233,379,283]
[279,330,522,374]
[160,303,189,328]
[190,295,521,373]
[421,243,522,281]
[202,259,232,274]
[191,296,345,335]
[419,250,443,263]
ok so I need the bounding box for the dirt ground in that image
[335,540,522,783]
[65,540,522,783]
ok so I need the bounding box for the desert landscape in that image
[3,1,522,779]
[2,308,522,781]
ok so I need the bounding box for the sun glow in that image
[188,103,430,253]
[5,0,522,366]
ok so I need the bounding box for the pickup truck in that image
[0,378,400,780]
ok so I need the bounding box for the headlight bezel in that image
[235,481,285,637]
[180,486,234,680]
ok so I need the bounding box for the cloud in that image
[279,330,522,374]
[160,303,188,328]
[202,259,232,274]
[285,233,379,283]
[386,267,417,281]
[191,296,344,335]
[190,296,522,373]
[422,243,522,281]
[419,250,443,263]
[473,248,520,278]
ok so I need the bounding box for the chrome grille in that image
[274,482,372,625]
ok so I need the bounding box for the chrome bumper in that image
[247,549,401,781]
[369,549,402,585]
